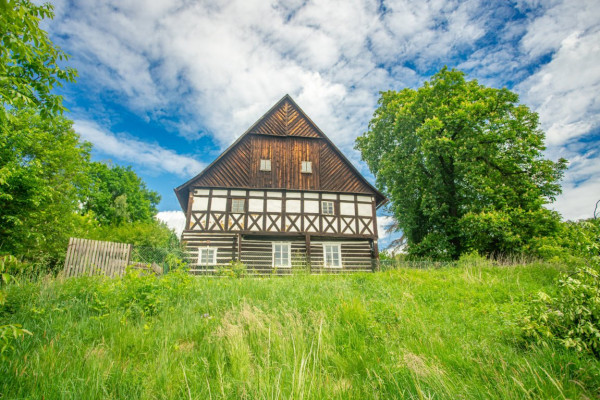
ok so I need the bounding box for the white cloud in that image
[156,211,186,238]
[45,0,600,222]
[377,215,396,241]
[74,120,204,177]
[49,0,489,148]
[518,30,600,146]
[549,145,600,220]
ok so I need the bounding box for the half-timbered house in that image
[174,95,387,273]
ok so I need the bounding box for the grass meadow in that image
[1,261,599,399]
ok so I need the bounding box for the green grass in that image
[1,262,599,399]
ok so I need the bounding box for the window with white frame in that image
[301,161,312,173]
[260,159,271,171]
[198,247,217,265]
[231,198,245,213]
[323,243,341,268]
[272,242,291,268]
[321,200,334,215]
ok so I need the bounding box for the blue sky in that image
[43,0,600,246]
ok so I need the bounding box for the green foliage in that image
[81,162,161,225]
[0,323,31,359]
[356,67,567,260]
[531,218,600,262]
[2,262,599,398]
[0,255,32,360]
[215,260,247,278]
[0,0,77,120]
[82,219,179,249]
[521,222,600,357]
[522,263,600,357]
[0,108,91,262]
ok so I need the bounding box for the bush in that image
[215,260,247,278]
[530,218,600,262]
[521,222,600,357]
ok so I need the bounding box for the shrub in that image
[216,260,247,278]
[0,255,33,359]
[521,224,600,357]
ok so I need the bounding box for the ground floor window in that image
[272,242,291,268]
[198,247,217,265]
[323,243,341,268]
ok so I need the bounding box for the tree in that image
[81,162,161,226]
[0,107,91,261]
[356,68,567,259]
[0,0,76,120]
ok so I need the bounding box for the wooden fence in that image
[63,237,132,277]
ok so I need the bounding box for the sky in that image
[43,0,600,246]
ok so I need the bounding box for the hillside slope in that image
[1,263,599,399]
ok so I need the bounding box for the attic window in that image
[301,161,312,173]
[260,159,271,171]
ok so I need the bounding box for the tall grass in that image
[1,262,599,399]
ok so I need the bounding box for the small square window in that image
[260,159,271,171]
[323,244,341,268]
[301,161,312,173]
[272,242,291,268]
[198,248,217,265]
[231,198,245,213]
[321,201,334,215]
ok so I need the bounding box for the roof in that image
[174,94,387,211]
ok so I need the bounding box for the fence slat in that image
[107,241,117,277]
[74,238,85,277]
[63,237,74,277]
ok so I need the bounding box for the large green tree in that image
[356,68,567,259]
[0,107,90,260]
[0,0,76,120]
[81,162,161,226]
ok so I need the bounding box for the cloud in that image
[518,30,600,146]
[74,120,204,177]
[49,0,491,149]
[156,211,186,238]
[548,143,600,220]
[45,0,600,221]
[377,215,396,241]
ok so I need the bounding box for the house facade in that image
[174,95,386,273]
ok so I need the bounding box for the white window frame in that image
[272,242,291,268]
[322,243,342,268]
[198,247,218,265]
[231,198,245,213]
[301,161,312,173]
[260,159,271,171]
[321,200,335,215]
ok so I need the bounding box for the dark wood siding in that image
[320,142,373,193]
[248,136,321,190]
[181,231,373,274]
[250,100,321,138]
[193,137,251,188]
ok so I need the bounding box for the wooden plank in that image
[94,239,104,276]
[124,244,132,276]
[64,237,74,277]
[84,239,93,276]
[116,242,124,277]
[77,238,86,277]
[69,237,78,277]
[104,240,114,277]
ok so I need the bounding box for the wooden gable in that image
[175,95,386,211]
[249,99,322,138]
